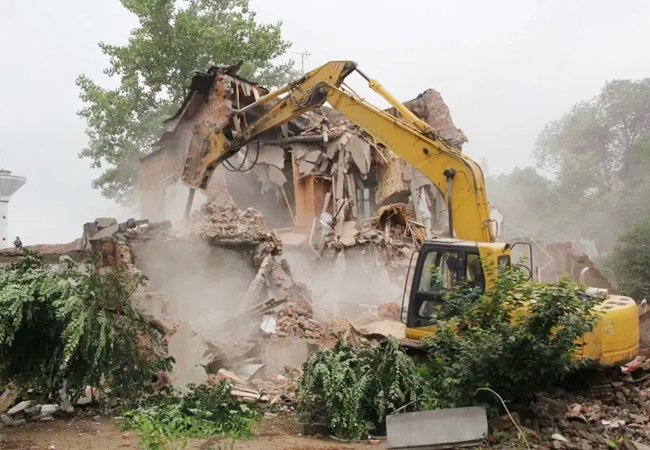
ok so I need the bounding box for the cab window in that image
[417,250,459,294]
[465,253,485,293]
[498,255,511,274]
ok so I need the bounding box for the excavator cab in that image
[402,239,639,367]
[403,239,513,340]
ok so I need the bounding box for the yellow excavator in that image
[179,60,639,367]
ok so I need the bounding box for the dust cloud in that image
[134,239,258,341]
[282,246,404,324]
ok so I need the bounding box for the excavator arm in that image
[184,60,495,243]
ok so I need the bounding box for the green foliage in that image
[123,382,261,450]
[296,338,422,440]
[420,266,600,408]
[0,250,170,402]
[487,78,650,249]
[605,218,650,301]
[76,0,297,204]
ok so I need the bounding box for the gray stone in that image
[24,404,41,417]
[257,145,285,169]
[386,407,487,449]
[7,400,32,416]
[94,218,118,229]
[89,223,120,241]
[0,414,14,426]
[537,393,567,416]
[40,404,59,417]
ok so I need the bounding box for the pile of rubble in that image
[209,367,299,408]
[483,352,650,450]
[0,384,98,427]
[1,400,59,427]
[275,304,324,339]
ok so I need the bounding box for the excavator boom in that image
[183,60,495,243]
[176,60,639,367]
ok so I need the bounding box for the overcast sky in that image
[2,0,650,245]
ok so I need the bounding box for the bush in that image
[605,218,650,301]
[0,250,171,403]
[420,266,601,408]
[296,338,422,440]
[123,382,261,450]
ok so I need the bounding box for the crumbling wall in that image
[390,89,468,149]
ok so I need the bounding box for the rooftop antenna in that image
[291,49,311,75]
[0,169,26,249]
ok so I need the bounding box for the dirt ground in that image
[0,414,383,450]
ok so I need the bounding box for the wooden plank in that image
[292,152,317,234]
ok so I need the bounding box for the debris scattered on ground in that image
[1,400,59,427]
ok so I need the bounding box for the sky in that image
[1,0,650,245]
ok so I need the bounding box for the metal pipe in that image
[184,188,196,219]
[237,82,293,115]
[356,69,433,136]
[443,169,456,238]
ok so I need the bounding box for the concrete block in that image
[261,339,318,374]
[167,321,213,390]
[7,400,32,417]
[386,406,488,449]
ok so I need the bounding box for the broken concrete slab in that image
[235,364,267,381]
[304,150,321,164]
[356,320,406,340]
[95,218,118,229]
[386,406,488,449]
[257,145,285,169]
[348,134,371,175]
[298,160,315,175]
[167,321,213,390]
[7,400,32,417]
[262,339,319,375]
[277,231,308,246]
[40,404,59,418]
[89,223,120,241]
[268,165,287,186]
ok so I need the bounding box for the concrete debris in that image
[166,321,213,390]
[386,406,488,449]
[256,145,285,169]
[267,165,287,186]
[7,400,32,416]
[275,305,324,340]
[208,364,299,407]
[2,400,59,426]
[355,320,406,340]
[388,88,469,149]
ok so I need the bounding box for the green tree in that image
[0,250,170,402]
[534,79,650,196]
[76,0,296,204]
[488,78,650,249]
[606,218,650,301]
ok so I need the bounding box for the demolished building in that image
[138,67,485,313]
